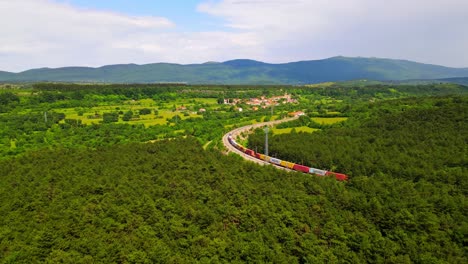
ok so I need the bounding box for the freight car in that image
[228,134,348,181]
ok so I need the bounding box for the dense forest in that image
[247,96,467,263]
[2,138,465,263]
[0,83,466,263]
[249,96,467,182]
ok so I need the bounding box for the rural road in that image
[222,116,299,168]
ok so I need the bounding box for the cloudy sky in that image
[1,0,467,72]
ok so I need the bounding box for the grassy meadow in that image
[57,98,207,126]
[272,126,319,134]
[311,117,348,124]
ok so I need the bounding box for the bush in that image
[103,112,119,123]
[122,111,133,121]
[139,108,151,115]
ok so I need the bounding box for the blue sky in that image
[1,0,468,72]
[61,0,223,31]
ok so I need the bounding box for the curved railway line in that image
[222,116,299,170]
[222,116,348,181]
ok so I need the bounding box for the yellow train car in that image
[256,153,266,161]
[280,160,295,169]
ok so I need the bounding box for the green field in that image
[311,117,348,124]
[272,126,319,134]
[58,98,205,126]
[52,97,286,131]
[269,117,346,135]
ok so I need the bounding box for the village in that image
[173,93,304,117]
[222,93,298,112]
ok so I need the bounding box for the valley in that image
[0,82,466,263]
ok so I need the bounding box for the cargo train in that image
[228,134,348,181]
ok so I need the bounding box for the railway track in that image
[222,116,299,170]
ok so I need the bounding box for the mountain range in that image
[1,56,468,84]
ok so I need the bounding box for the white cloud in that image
[0,0,467,71]
[198,0,468,67]
[0,0,265,71]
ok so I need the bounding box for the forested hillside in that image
[2,56,468,84]
[246,96,467,263]
[248,96,467,182]
[1,137,466,263]
[0,84,466,263]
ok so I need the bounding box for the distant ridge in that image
[1,57,468,84]
[0,71,14,80]
[436,77,468,86]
